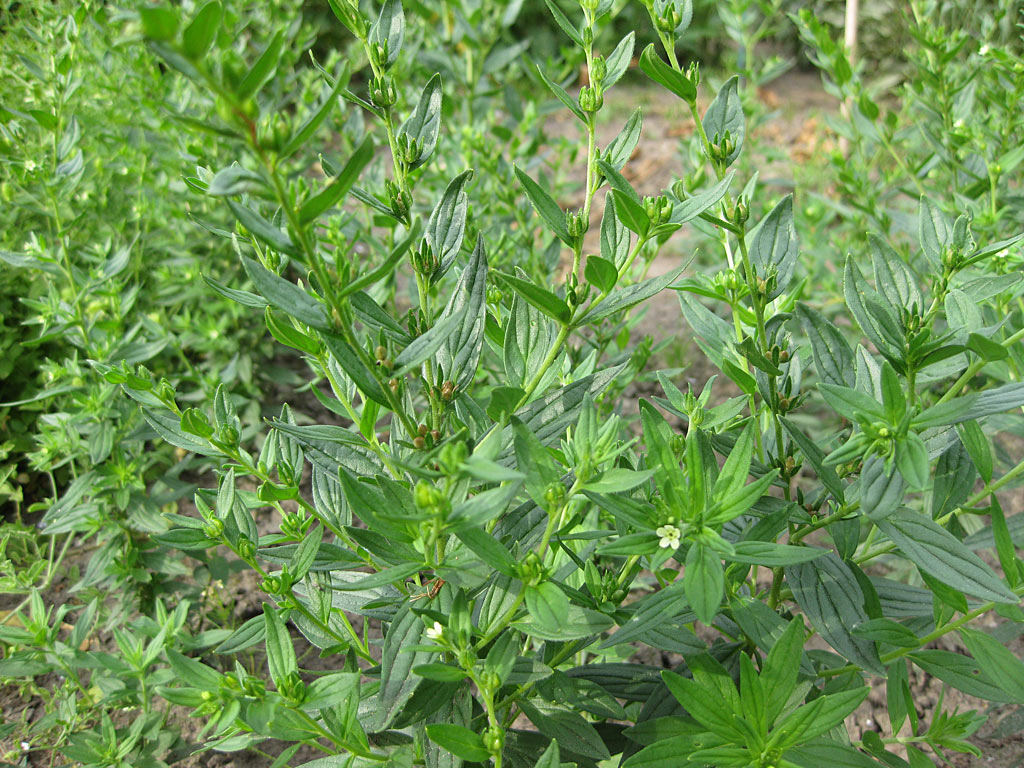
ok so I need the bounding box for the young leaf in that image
[638,44,696,103]
[425,724,490,762]
[702,76,744,164]
[514,166,572,245]
[748,194,797,299]
[397,74,442,169]
[685,542,724,625]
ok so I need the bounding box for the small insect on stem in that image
[410,578,445,602]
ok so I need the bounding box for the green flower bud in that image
[483,725,504,755]
[370,75,397,108]
[202,519,225,539]
[543,482,566,511]
[590,55,607,84]
[236,536,256,561]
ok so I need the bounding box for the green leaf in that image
[661,670,744,740]
[320,333,389,407]
[397,73,442,169]
[227,200,297,255]
[610,189,650,235]
[237,31,285,100]
[685,543,723,625]
[796,304,855,389]
[702,76,744,164]
[772,687,868,748]
[525,582,569,635]
[913,382,1024,428]
[859,455,906,521]
[455,527,516,577]
[585,255,618,293]
[543,0,582,45]
[436,236,488,391]
[518,699,611,760]
[494,271,571,324]
[876,508,1016,603]
[427,170,474,281]
[241,256,329,329]
[536,64,586,122]
[818,383,886,423]
[580,264,685,323]
[182,1,222,59]
[533,740,560,768]
[514,166,571,245]
[263,605,297,686]
[414,664,469,682]
[787,553,884,674]
[604,31,635,88]
[894,432,929,491]
[638,44,695,103]
[959,628,1024,703]
[869,234,921,312]
[669,171,735,225]
[761,618,806,724]
[290,524,322,582]
[844,257,901,359]
[727,542,826,566]
[918,196,950,265]
[373,603,431,730]
[851,618,919,647]
[748,195,797,299]
[368,0,404,68]
[299,134,375,223]
[604,109,643,171]
[139,6,179,40]
[909,650,1016,702]
[207,164,265,196]
[281,63,350,159]
[392,309,467,376]
[425,724,490,762]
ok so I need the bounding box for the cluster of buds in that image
[368,40,391,72]
[236,535,257,562]
[777,455,800,482]
[768,343,791,366]
[682,388,705,427]
[486,285,503,305]
[258,114,291,154]
[578,84,603,114]
[369,74,397,108]
[412,241,438,278]
[543,481,567,513]
[202,517,225,540]
[642,195,673,227]
[709,131,737,165]
[278,670,307,707]
[385,179,411,222]
[280,511,308,540]
[516,551,546,586]
[399,133,423,167]
[414,481,450,518]
[566,209,588,241]
[653,0,688,34]
[412,422,442,449]
[261,570,294,596]
[483,726,504,757]
[438,441,468,475]
[223,670,266,699]
[713,268,741,294]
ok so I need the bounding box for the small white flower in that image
[656,524,681,550]
[24,160,36,172]
[425,621,444,641]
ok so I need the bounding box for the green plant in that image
[5,0,1024,767]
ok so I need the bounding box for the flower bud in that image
[441,380,455,401]
[590,55,607,84]
[370,75,397,108]
[202,519,225,539]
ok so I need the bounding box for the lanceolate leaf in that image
[876,508,1016,603]
[373,603,432,731]
[437,237,488,392]
[702,76,744,164]
[787,553,884,675]
[427,170,474,282]
[514,166,572,245]
[796,303,855,388]
[748,194,798,300]
[397,74,442,169]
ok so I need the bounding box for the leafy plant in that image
[4,0,1024,766]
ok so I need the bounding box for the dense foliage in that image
[2,1,1024,767]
